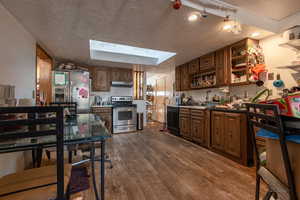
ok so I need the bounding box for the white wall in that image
[0,3,36,177]
[260,34,299,98]
[0,3,36,99]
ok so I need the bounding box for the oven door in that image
[113,107,137,126]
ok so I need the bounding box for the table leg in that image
[100,140,105,200]
[91,143,100,200]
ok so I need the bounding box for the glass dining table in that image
[0,113,111,200]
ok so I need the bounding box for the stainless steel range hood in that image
[111,81,133,88]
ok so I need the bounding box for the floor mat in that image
[69,166,90,194]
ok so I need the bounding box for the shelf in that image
[279,41,300,52]
[190,85,217,89]
[232,68,247,73]
[231,55,247,60]
[278,64,300,71]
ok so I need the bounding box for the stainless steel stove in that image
[111,96,137,133]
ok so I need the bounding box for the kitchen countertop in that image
[168,105,207,109]
[167,105,247,113]
[209,107,247,113]
[91,105,113,108]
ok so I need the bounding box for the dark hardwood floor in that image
[82,124,264,200]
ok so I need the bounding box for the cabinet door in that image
[111,69,133,82]
[191,116,206,145]
[188,59,200,74]
[224,113,241,158]
[175,66,181,91]
[111,69,121,82]
[211,112,225,151]
[200,52,215,71]
[180,116,191,138]
[180,64,190,91]
[216,48,229,86]
[92,68,111,91]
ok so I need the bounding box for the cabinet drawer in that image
[191,109,205,117]
[91,107,112,113]
[180,108,190,115]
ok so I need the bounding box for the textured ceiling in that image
[221,0,300,20]
[0,0,273,68]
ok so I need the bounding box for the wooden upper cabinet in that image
[180,64,190,91]
[111,68,133,82]
[188,59,200,74]
[199,52,215,71]
[175,66,181,91]
[216,48,229,86]
[92,67,111,91]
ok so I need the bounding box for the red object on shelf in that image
[173,0,182,9]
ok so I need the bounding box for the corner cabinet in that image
[91,67,111,91]
[211,111,252,166]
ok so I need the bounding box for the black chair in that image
[0,106,69,200]
[50,102,77,117]
[246,103,297,200]
[47,102,78,163]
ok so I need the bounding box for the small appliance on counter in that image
[111,96,137,134]
[94,95,102,106]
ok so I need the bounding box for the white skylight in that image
[89,40,176,66]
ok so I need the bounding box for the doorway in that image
[36,45,53,104]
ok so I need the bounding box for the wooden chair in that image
[246,103,298,200]
[0,106,70,200]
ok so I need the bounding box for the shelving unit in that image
[190,71,216,89]
[229,38,259,85]
[146,85,154,122]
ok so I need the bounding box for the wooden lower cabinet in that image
[178,108,252,166]
[179,109,191,139]
[191,116,206,146]
[91,107,112,134]
[211,111,251,166]
[224,113,242,158]
[180,108,209,147]
[211,111,225,151]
